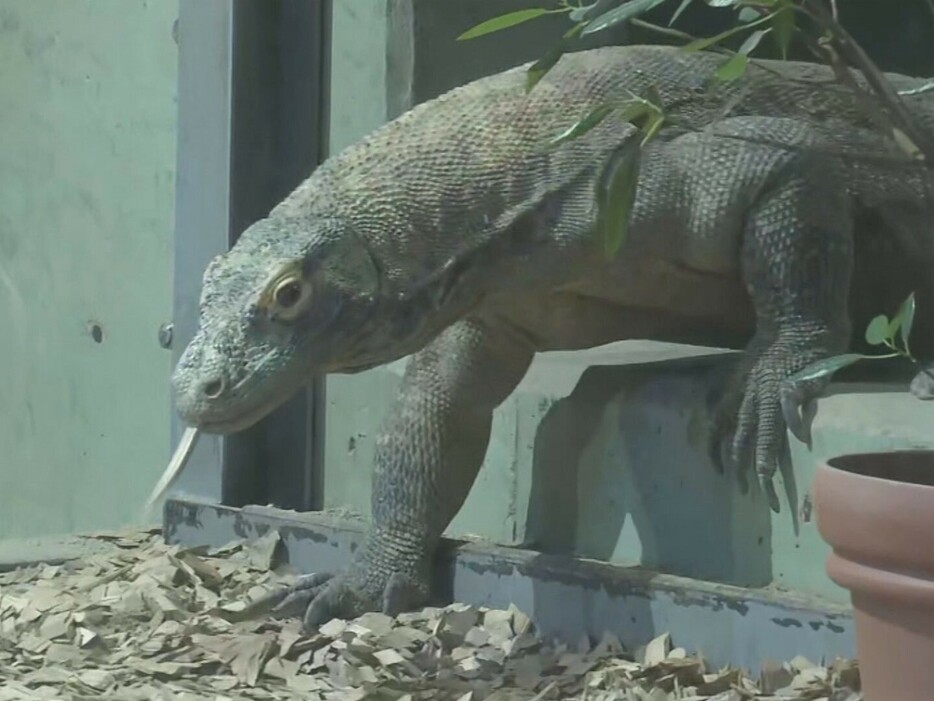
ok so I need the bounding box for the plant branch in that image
[631,15,841,88]
[630,17,731,52]
[799,0,934,160]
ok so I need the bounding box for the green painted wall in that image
[0,0,178,537]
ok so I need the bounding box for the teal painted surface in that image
[0,0,178,537]
[321,0,389,516]
[776,388,934,598]
[506,349,933,606]
[326,1,388,155]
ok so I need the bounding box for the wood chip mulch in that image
[0,528,862,700]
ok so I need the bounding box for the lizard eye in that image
[268,273,311,320]
[274,278,303,308]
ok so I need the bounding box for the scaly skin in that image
[172,45,934,628]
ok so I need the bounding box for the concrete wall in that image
[321,0,934,608]
[0,0,178,537]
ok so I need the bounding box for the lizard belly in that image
[486,256,755,353]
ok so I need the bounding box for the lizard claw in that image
[759,472,781,514]
[297,569,427,631]
[780,381,818,446]
[707,418,730,475]
[727,369,782,510]
[706,370,747,483]
[269,572,335,618]
[238,557,430,632]
[707,408,752,493]
[234,572,335,621]
[716,343,834,514]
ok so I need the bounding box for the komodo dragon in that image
[172,44,934,629]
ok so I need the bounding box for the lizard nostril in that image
[201,377,226,400]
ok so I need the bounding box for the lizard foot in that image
[251,565,429,631]
[712,343,829,513]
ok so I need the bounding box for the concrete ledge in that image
[322,342,934,604]
[163,497,854,672]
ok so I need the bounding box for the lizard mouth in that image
[330,358,385,374]
[181,401,279,435]
[177,349,391,435]
[178,371,305,435]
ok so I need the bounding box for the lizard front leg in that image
[263,317,534,629]
[716,163,854,511]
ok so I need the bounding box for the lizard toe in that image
[271,572,334,618]
[779,379,820,445]
[708,392,744,478]
[301,574,379,631]
[731,388,758,492]
[731,348,825,514]
[381,572,430,617]
[707,419,731,475]
[299,569,429,631]
[753,391,784,513]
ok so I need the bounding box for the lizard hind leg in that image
[720,162,854,513]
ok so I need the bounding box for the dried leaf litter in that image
[0,528,862,700]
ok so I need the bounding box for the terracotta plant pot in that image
[813,451,934,701]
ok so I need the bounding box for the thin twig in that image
[630,16,840,88]
[629,17,731,53]
[803,35,895,137]
[800,0,934,160]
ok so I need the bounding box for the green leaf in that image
[582,0,670,35]
[893,292,917,351]
[864,314,890,346]
[737,27,769,55]
[705,0,737,6]
[892,127,924,160]
[457,9,551,40]
[669,0,696,26]
[570,0,615,22]
[786,353,870,384]
[714,53,748,82]
[770,5,795,58]
[551,104,616,145]
[640,113,666,145]
[738,7,761,22]
[570,4,596,22]
[617,100,657,130]
[599,141,642,257]
[526,23,585,92]
[734,0,779,7]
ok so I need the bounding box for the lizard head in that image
[171,215,388,434]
